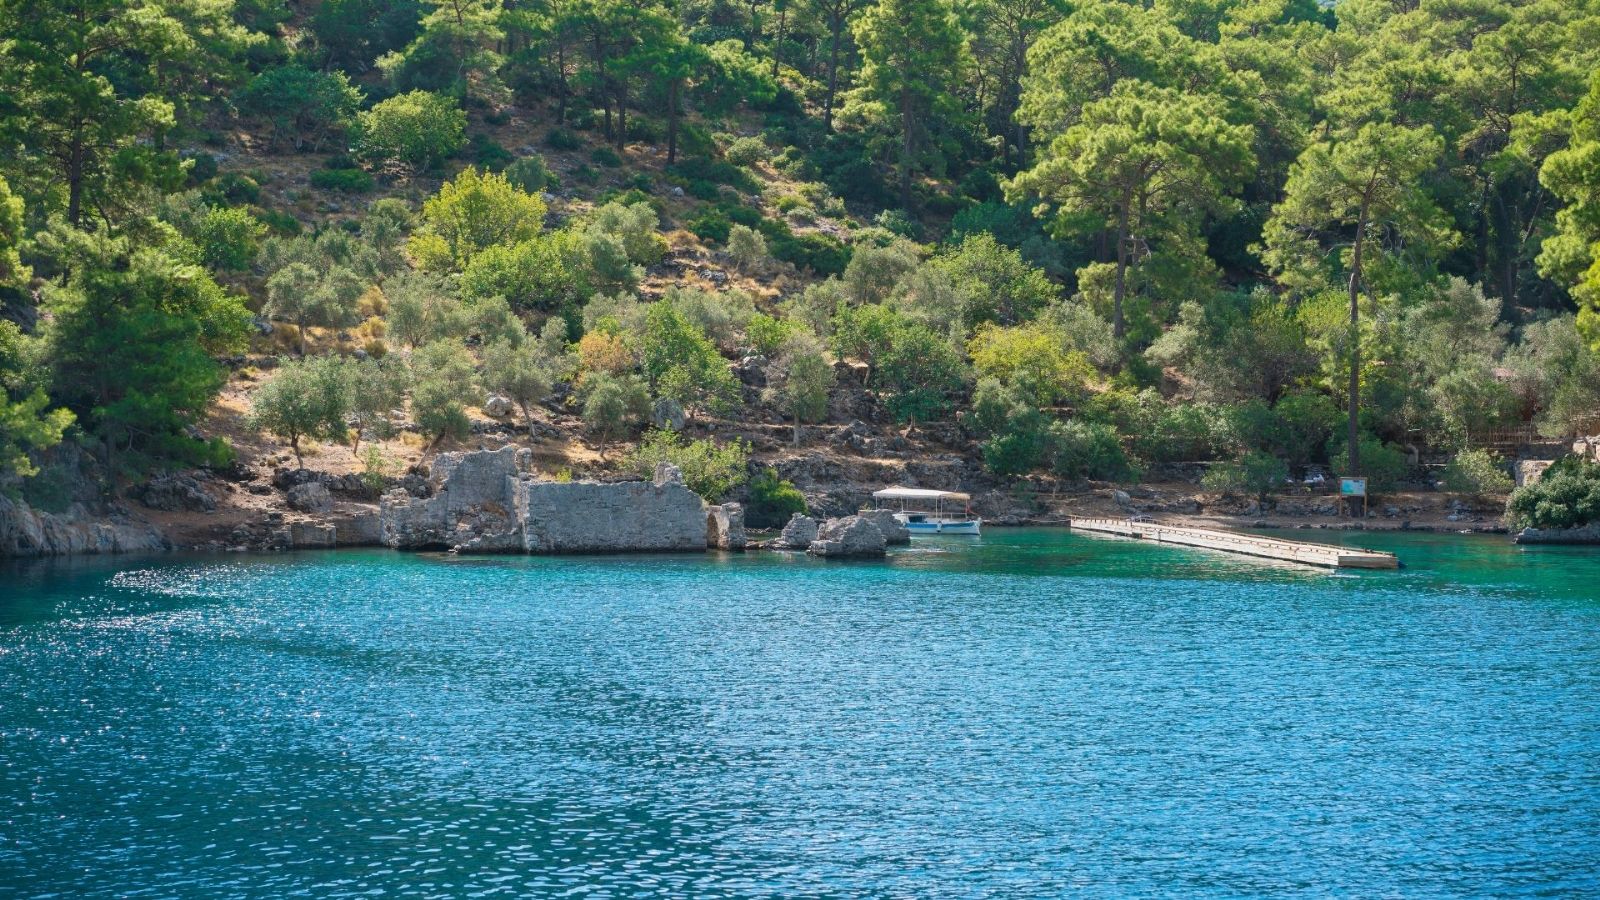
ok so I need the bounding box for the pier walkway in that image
[1069,517,1400,570]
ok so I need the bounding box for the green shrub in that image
[1049,420,1135,482]
[1202,451,1288,501]
[504,154,554,192]
[214,172,261,205]
[1331,434,1410,492]
[723,136,768,167]
[194,205,266,271]
[1442,449,1513,499]
[590,146,623,168]
[545,127,583,151]
[470,133,514,171]
[309,168,375,192]
[689,209,732,243]
[1507,457,1600,529]
[252,207,302,235]
[687,179,721,201]
[626,431,750,501]
[745,467,806,528]
[571,164,600,184]
[185,152,219,184]
[484,108,512,126]
[745,313,792,356]
[357,90,466,175]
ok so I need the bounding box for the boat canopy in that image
[872,486,971,503]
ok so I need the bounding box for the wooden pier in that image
[1068,517,1400,570]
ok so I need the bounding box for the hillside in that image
[4,0,1600,550]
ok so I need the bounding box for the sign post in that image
[1339,476,1368,518]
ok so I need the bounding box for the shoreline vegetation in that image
[5,0,1600,558]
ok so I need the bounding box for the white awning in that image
[872,486,971,502]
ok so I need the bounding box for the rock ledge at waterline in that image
[379,447,727,554]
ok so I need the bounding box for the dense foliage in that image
[2,0,1598,510]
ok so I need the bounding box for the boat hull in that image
[900,518,982,535]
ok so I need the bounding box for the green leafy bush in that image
[309,168,375,192]
[626,430,750,501]
[1202,451,1288,501]
[1442,449,1513,499]
[504,154,554,192]
[546,128,583,151]
[1049,420,1135,482]
[357,90,466,175]
[590,146,623,168]
[470,133,514,171]
[689,209,731,243]
[1507,457,1600,529]
[745,467,806,528]
[1331,435,1410,492]
[723,136,768,167]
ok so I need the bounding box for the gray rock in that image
[1113,489,1133,509]
[289,522,337,549]
[0,495,169,558]
[807,515,887,558]
[773,513,818,550]
[654,462,684,486]
[286,481,332,513]
[333,513,382,546]
[652,398,686,432]
[484,394,515,418]
[856,508,910,545]
[380,447,523,552]
[1514,522,1600,545]
[136,473,216,512]
[1515,459,1553,487]
[706,503,747,550]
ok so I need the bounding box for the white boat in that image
[870,487,982,535]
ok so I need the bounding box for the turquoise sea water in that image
[2,529,1598,897]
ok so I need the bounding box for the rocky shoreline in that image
[3,446,1586,560]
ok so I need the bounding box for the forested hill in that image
[2,0,1600,518]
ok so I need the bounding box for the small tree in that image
[1202,451,1288,503]
[237,65,364,152]
[483,339,554,435]
[580,372,651,457]
[746,467,807,528]
[265,262,366,355]
[589,201,665,266]
[640,302,740,418]
[341,355,410,453]
[418,166,546,268]
[249,356,350,466]
[357,90,467,177]
[410,341,478,453]
[1442,449,1514,501]
[626,430,751,500]
[727,224,770,273]
[765,334,834,445]
[385,271,468,348]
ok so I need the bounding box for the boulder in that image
[652,398,686,432]
[135,473,216,512]
[654,462,684,486]
[333,512,382,546]
[1113,489,1134,510]
[1514,522,1600,545]
[286,481,332,513]
[1515,459,1554,488]
[773,513,818,550]
[856,508,910,545]
[706,503,747,550]
[484,394,515,418]
[807,515,887,558]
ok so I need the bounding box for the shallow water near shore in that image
[3,528,1598,897]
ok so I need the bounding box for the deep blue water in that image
[2,529,1598,897]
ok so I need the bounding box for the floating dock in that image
[1068,517,1400,570]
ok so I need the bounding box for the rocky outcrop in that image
[807,515,887,558]
[856,509,910,545]
[1513,522,1600,544]
[286,481,332,512]
[289,522,337,549]
[707,503,747,550]
[135,473,216,512]
[772,513,818,549]
[379,448,711,554]
[1514,459,1553,488]
[0,495,169,557]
